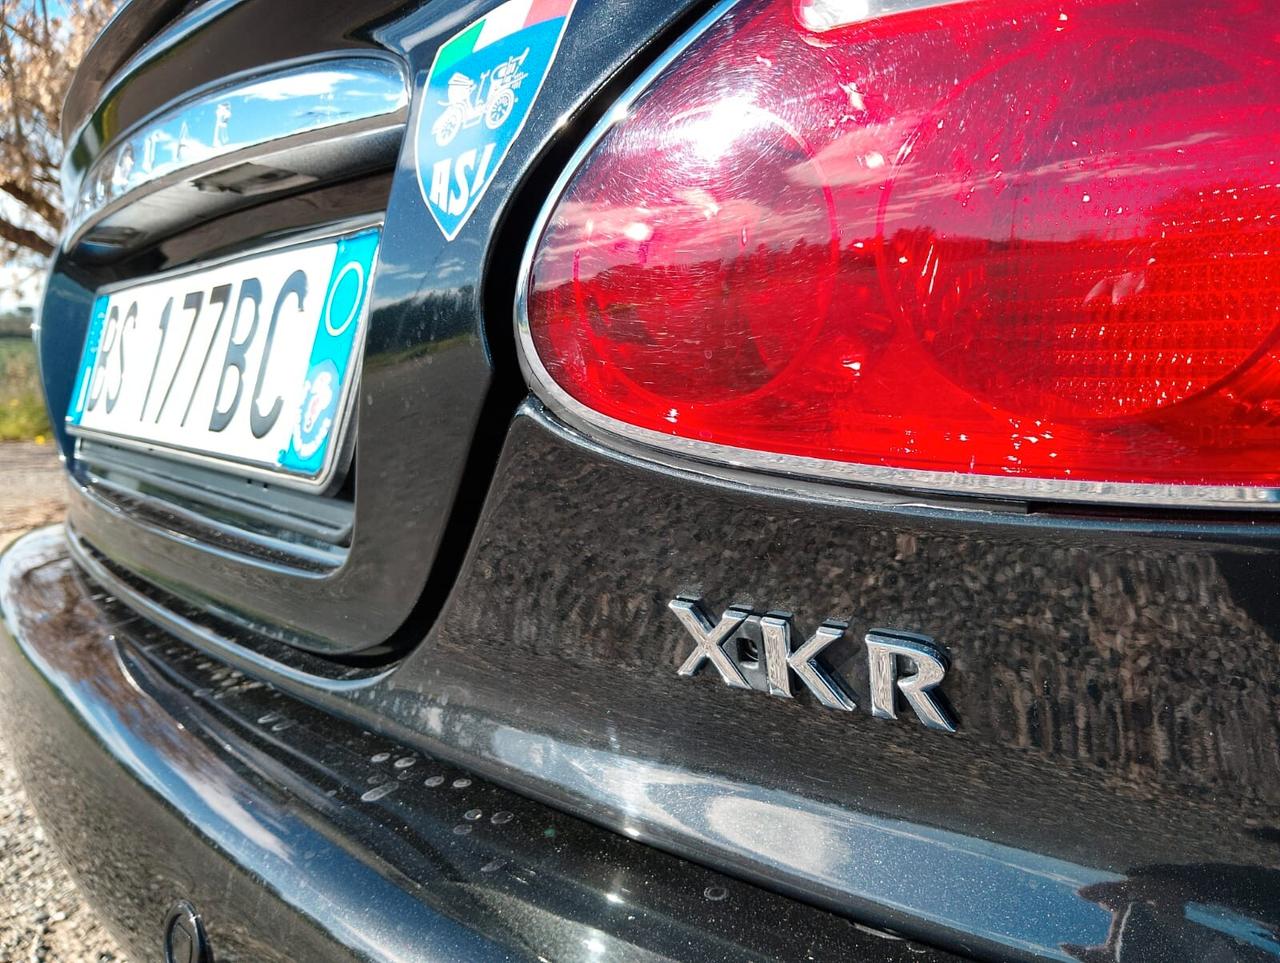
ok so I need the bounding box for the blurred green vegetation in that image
[0,337,51,442]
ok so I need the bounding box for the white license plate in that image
[66,226,380,489]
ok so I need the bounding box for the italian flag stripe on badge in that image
[416,0,577,239]
[438,0,574,73]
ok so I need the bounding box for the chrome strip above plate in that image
[512,0,1280,512]
[62,0,238,146]
[65,55,407,246]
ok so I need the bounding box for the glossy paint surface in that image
[44,0,701,654]
[22,0,1280,961]
[0,527,957,963]
[60,0,191,144]
[526,0,1280,493]
[54,406,1280,961]
[375,407,1280,961]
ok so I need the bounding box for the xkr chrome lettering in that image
[669,597,956,733]
[670,599,751,689]
[759,614,853,712]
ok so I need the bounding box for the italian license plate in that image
[66,226,380,489]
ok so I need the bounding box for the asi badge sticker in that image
[416,0,576,240]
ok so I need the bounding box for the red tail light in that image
[520,0,1280,504]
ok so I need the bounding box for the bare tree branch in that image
[0,1,116,276]
[0,16,41,46]
[0,179,59,227]
[0,214,53,257]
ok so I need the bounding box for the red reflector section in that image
[524,0,1280,493]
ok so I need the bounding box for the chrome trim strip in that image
[522,400,1031,515]
[84,475,344,569]
[76,440,353,543]
[65,527,392,693]
[62,0,234,145]
[65,55,407,243]
[74,477,333,581]
[512,0,1280,511]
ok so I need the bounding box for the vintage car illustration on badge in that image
[431,50,529,147]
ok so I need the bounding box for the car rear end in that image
[5,0,1280,961]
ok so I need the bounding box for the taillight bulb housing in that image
[522,0,1280,504]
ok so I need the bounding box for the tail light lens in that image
[521,0,1280,502]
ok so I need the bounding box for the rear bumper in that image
[0,525,957,963]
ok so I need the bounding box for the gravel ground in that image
[0,441,129,962]
[0,442,67,552]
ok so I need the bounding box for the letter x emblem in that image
[669,598,752,689]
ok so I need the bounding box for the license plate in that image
[66,226,380,489]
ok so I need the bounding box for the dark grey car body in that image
[3,1,1279,960]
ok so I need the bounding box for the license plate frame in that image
[65,222,381,492]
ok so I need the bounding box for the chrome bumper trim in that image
[64,55,407,252]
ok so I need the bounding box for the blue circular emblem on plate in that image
[324,261,365,337]
[292,359,340,461]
